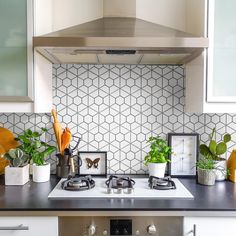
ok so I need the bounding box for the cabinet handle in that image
[190,224,196,236]
[0,224,29,230]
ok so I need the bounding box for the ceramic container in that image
[32,163,50,183]
[214,159,227,181]
[197,168,216,186]
[148,162,167,178]
[5,164,29,185]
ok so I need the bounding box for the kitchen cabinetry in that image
[0,217,58,236]
[184,217,236,235]
[186,0,236,113]
[0,0,52,113]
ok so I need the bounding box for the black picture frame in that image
[77,151,107,177]
[168,133,199,177]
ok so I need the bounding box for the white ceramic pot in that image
[214,159,227,181]
[5,164,29,186]
[33,163,50,183]
[148,162,167,178]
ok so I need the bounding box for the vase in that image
[5,164,29,185]
[214,158,227,181]
[148,162,167,178]
[32,163,50,183]
[197,168,216,186]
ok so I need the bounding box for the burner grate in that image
[61,175,95,191]
[148,176,176,190]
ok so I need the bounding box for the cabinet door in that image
[184,217,236,236]
[0,0,33,101]
[0,217,58,236]
[207,0,236,102]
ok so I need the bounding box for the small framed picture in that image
[77,151,107,177]
[168,133,199,177]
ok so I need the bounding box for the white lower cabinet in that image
[0,217,58,236]
[184,217,236,236]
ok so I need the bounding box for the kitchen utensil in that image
[0,127,19,174]
[61,127,72,154]
[0,127,19,152]
[51,109,63,153]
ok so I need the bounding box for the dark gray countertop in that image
[1,175,236,212]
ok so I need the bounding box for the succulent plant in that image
[199,128,231,160]
[4,148,29,167]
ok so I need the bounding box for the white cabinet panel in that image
[0,217,58,236]
[184,217,236,236]
[207,0,236,102]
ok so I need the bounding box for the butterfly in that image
[85,158,100,169]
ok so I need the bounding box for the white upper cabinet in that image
[0,0,52,113]
[207,0,236,102]
[186,0,236,113]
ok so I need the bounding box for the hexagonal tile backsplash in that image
[1,64,236,174]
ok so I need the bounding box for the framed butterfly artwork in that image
[77,151,107,177]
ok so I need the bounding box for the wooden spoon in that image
[51,109,63,153]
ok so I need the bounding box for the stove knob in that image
[107,188,113,194]
[117,188,123,194]
[147,224,157,235]
[114,228,119,235]
[123,228,128,235]
[88,224,96,236]
[103,230,108,236]
[135,230,140,235]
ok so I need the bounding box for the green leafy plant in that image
[144,136,172,165]
[15,128,56,166]
[4,148,29,167]
[199,128,231,161]
[196,154,215,170]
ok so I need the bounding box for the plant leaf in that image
[224,134,231,143]
[199,144,211,156]
[216,142,227,155]
[209,140,217,155]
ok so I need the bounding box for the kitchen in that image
[1,0,236,235]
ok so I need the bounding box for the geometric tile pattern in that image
[0,64,236,174]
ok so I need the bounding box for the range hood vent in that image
[33,17,208,65]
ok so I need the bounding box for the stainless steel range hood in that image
[33,17,208,65]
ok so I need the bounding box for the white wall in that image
[52,0,103,31]
[34,0,53,36]
[136,0,187,31]
[186,0,205,36]
[103,0,136,17]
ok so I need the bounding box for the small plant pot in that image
[197,168,216,186]
[214,159,227,181]
[148,163,167,178]
[5,164,29,186]
[32,163,50,183]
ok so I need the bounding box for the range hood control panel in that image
[59,216,182,236]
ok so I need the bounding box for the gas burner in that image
[61,175,95,191]
[105,175,135,194]
[148,176,176,190]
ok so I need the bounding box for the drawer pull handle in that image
[0,224,29,230]
[190,224,196,236]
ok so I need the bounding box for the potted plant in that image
[16,128,56,183]
[4,148,29,185]
[199,128,231,181]
[196,154,216,186]
[144,136,172,178]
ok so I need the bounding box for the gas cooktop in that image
[48,176,193,199]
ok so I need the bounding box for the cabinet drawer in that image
[0,217,58,236]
